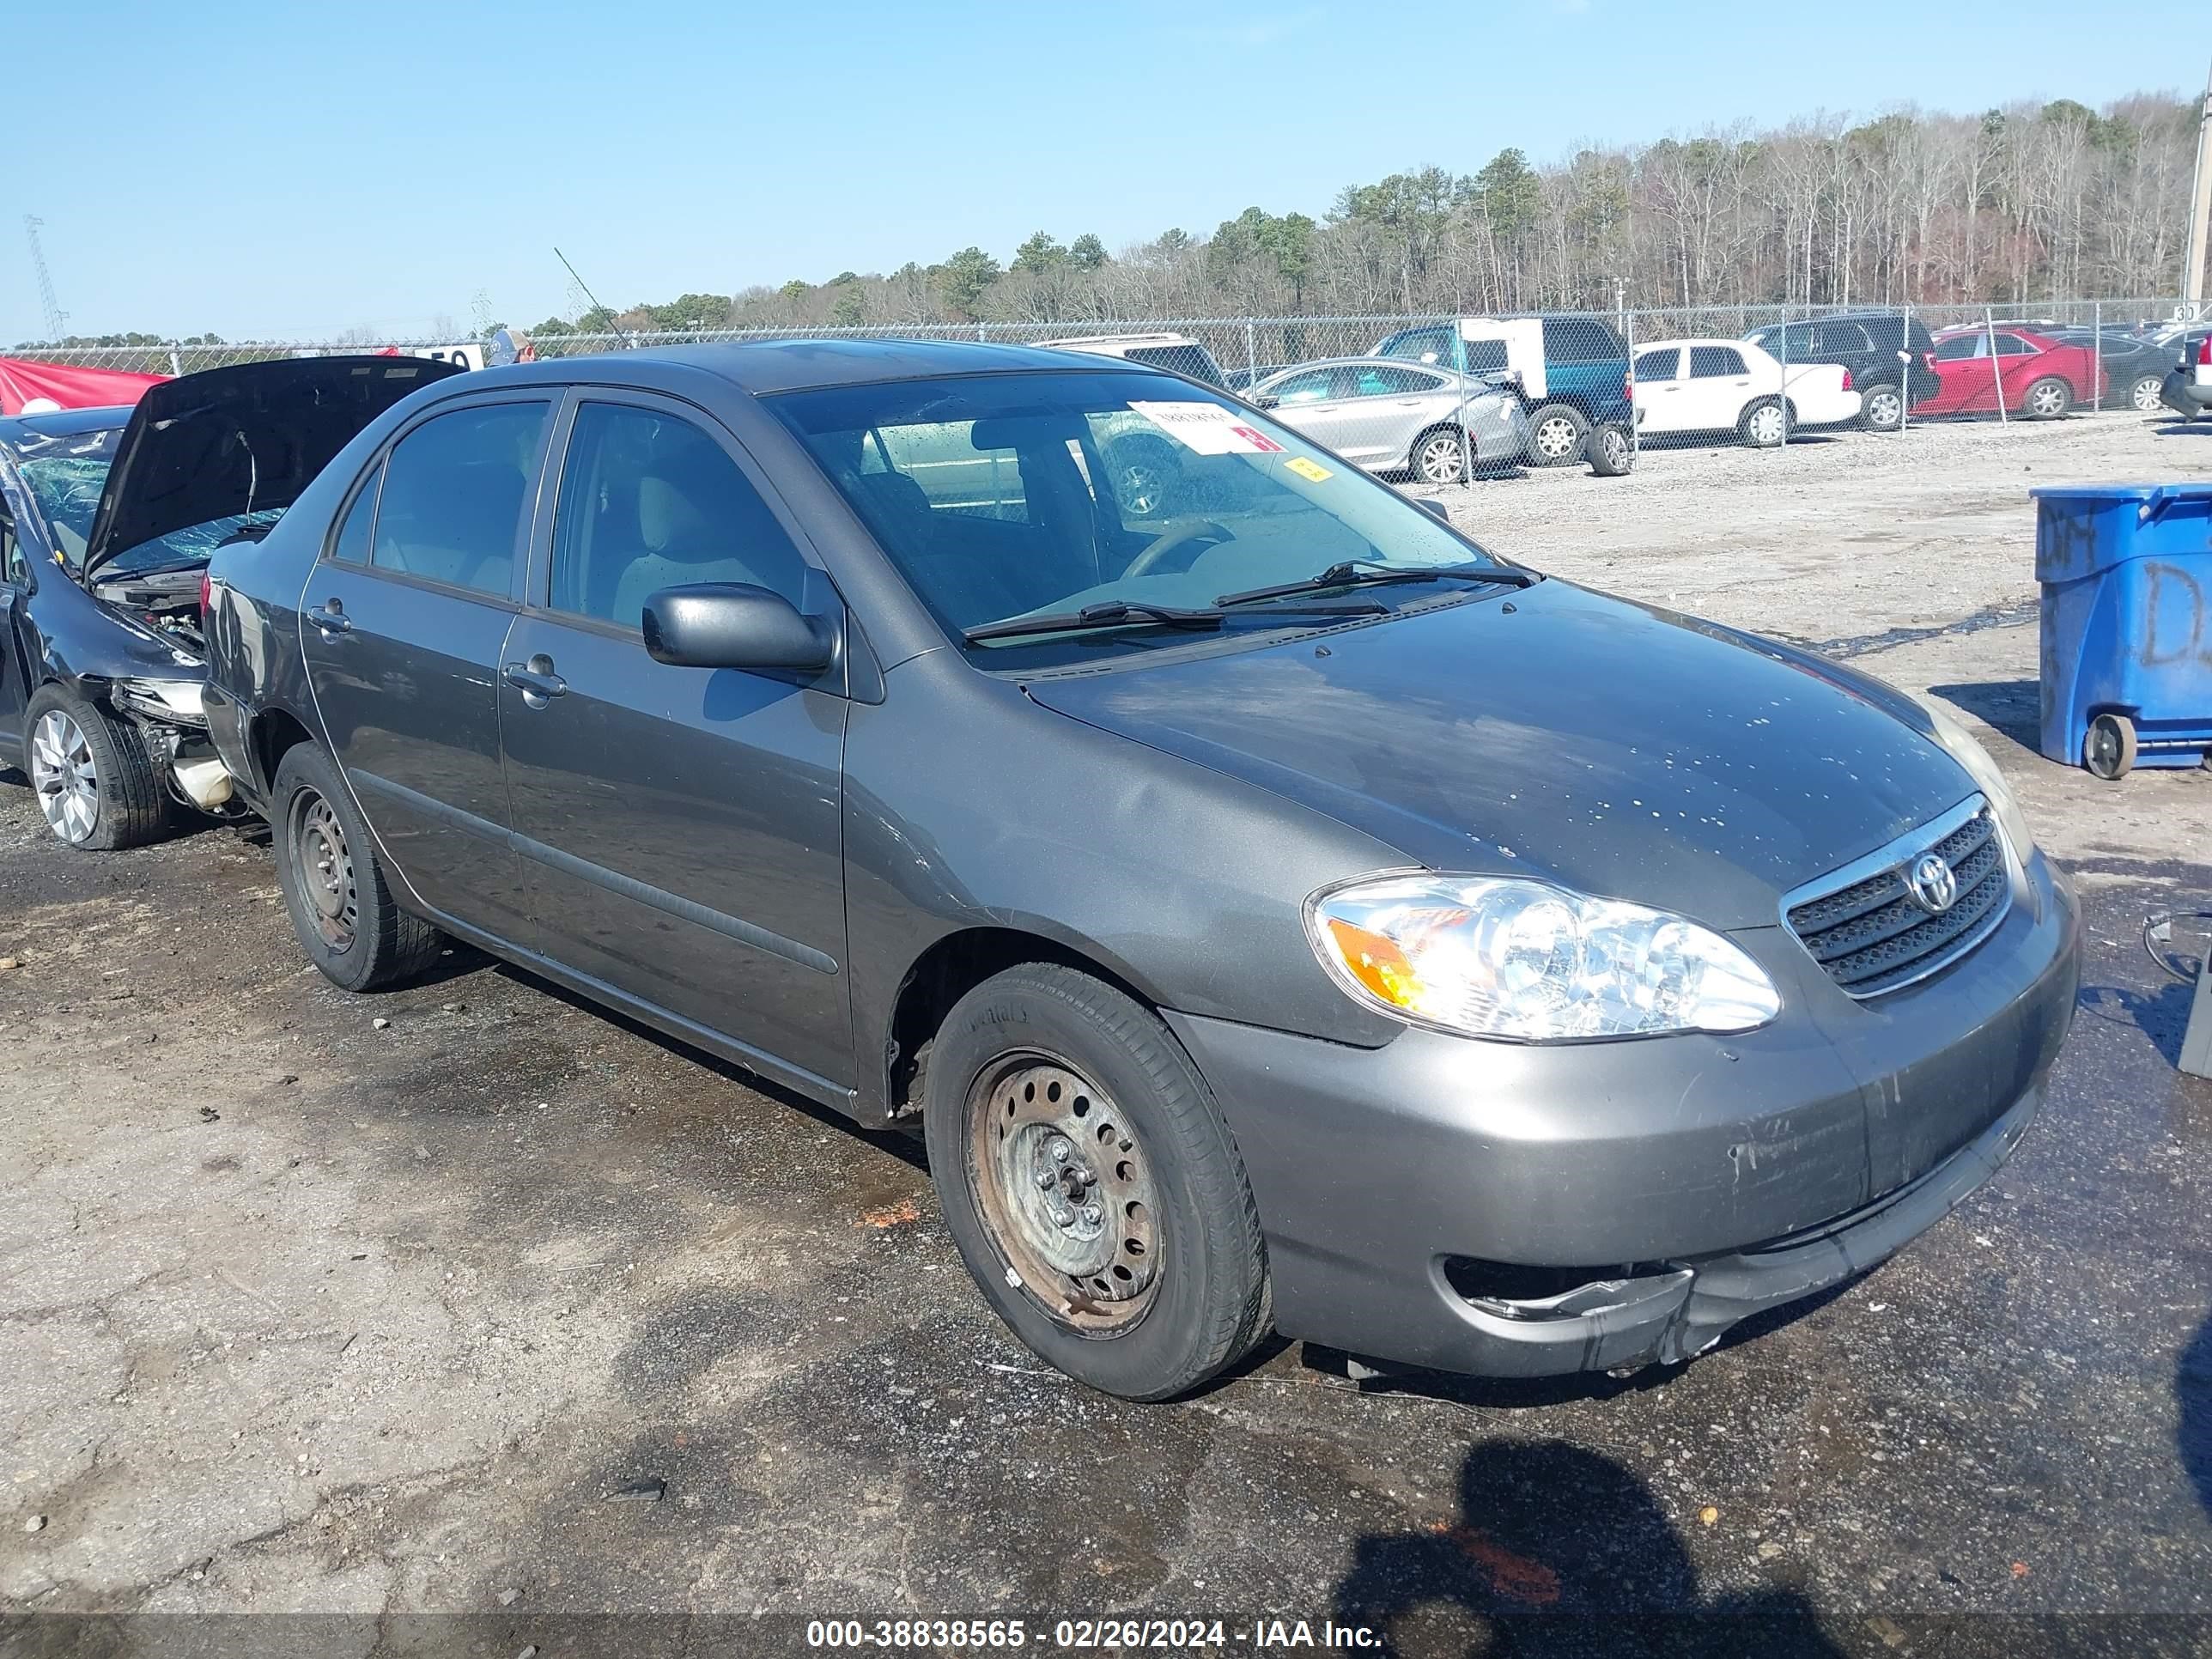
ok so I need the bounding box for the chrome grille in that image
[1784,798,2012,998]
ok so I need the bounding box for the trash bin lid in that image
[2033,483,2212,582]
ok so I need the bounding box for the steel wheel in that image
[2130,375,2164,413]
[967,1054,1161,1334]
[1413,430,1468,484]
[1863,386,1904,430]
[29,710,99,844]
[1531,414,1583,463]
[1745,402,1787,447]
[290,789,360,951]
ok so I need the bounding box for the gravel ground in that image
[1,408,2209,1657]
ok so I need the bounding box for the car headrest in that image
[639,475,714,556]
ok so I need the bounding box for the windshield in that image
[767,370,1513,665]
[10,424,273,577]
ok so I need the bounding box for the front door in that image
[498,395,852,1094]
[298,396,553,934]
[0,507,31,759]
[1922,333,1984,414]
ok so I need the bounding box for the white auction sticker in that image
[1130,401,1285,455]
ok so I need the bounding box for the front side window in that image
[549,403,808,629]
[371,401,548,597]
[1267,368,1337,405]
[769,370,1514,667]
[1689,347,1747,379]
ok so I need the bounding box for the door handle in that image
[502,656,568,703]
[309,600,353,635]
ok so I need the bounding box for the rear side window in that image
[1689,347,1747,378]
[1124,344,1227,389]
[1634,349,1680,382]
[1541,316,1626,362]
[327,463,381,563]
[372,402,548,597]
[1352,365,1439,397]
[550,402,808,630]
[1933,335,1980,362]
[1990,333,2038,357]
[1813,323,1872,355]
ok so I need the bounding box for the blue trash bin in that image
[2033,483,2212,778]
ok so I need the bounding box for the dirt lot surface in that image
[2,410,2209,1656]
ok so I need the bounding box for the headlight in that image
[1306,874,1780,1042]
[115,678,207,722]
[1922,702,2035,860]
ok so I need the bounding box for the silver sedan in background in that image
[1246,357,1531,483]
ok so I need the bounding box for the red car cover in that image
[0,357,170,416]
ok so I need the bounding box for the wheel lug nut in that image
[1035,1169,1055,1190]
[1048,1206,1073,1227]
[1081,1206,1103,1226]
[1049,1140,1072,1164]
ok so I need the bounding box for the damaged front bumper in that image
[110,677,237,813]
[1165,848,2079,1380]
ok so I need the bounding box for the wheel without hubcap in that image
[290,789,360,950]
[2084,712,2136,781]
[28,710,99,844]
[1413,430,1468,484]
[968,1054,1160,1332]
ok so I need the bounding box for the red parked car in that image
[1917,325,2109,419]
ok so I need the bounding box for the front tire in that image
[23,687,170,851]
[2023,376,2072,420]
[1410,426,1469,484]
[923,963,1269,1401]
[270,744,442,989]
[1524,403,1589,467]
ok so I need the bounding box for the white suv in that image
[1036,332,1230,391]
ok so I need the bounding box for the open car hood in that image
[83,355,465,578]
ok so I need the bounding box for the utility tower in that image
[22,216,68,340]
[2188,58,2212,307]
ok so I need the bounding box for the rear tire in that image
[2023,376,2072,420]
[1738,398,1787,448]
[923,963,1269,1401]
[23,686,171,852]
[2128,374,2165,413]
[270,744,443,990]
[1524,403,1589,467]
[1860,383,1905,432]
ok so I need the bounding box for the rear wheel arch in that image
[248,705,317,797]
[880,925,1162,1121]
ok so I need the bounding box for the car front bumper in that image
[1167,848,2079,1379]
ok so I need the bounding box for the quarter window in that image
[1689,347,1747,379]
[328,463,381,563]
[549,402,808,630]
[371,402,548,597]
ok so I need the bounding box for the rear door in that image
[1686,345,1757,429]
[1632,347,1686,432]
[1335,364,1449,465]
[496,392,853,1093]
[298,395,553,935]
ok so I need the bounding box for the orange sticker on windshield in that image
[1284,456,1332,483]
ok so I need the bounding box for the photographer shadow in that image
[1334,1439,1844,1657]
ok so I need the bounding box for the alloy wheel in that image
[2130,376,2164,413]
[967,1054,1161,1334]
[1416,432,1467,483]
[1865,387,1903,429]
[1533,416,1582,462]
[2028,381,2067,417]
[292,791,361,950]
[1119,462,1167,518]
[28,711,99,845]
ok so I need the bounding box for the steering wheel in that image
[1121,517,1232,581]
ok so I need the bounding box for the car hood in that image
[83,355,464,578]
[1024,580,1976,928]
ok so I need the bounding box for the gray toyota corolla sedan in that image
[200,340,2078,1401]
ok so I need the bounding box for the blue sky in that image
[7,0,2206,343]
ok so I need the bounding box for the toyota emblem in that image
[1905,853,1959,915]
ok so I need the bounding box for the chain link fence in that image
[14,297,2204,483]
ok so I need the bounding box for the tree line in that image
[532,90,2203,337]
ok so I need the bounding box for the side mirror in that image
[641,583,836,672]
[1416,498,1451,523]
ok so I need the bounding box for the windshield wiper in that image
[1215,559,1528,609]
[963,597,1382,644]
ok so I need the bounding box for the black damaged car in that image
[0,356,459,848]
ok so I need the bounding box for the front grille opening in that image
[1784,803,2011,998]
[1443,1257,1676,1321]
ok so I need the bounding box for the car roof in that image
[1034,332,1199,349]
[1259,356,1472,376]
[1634,338,1759,349]
[0,403,132,447]
[445,337,1141,398]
